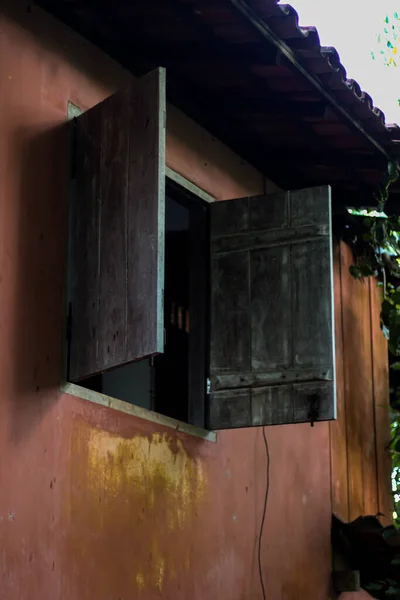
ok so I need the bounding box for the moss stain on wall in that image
[66,420,207,595]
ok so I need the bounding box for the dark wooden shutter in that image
[208,186,336,429]
[69,68,166,382]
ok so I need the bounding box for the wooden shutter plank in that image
[209,389,251,429]
[252,385,292,426]
[251,246,291,371]
[211,196,249,237]
[69,68,166,382]
[126,70,166,361]
[209,186,335,429]
[212,366,333,390]
[211,251,251,373]
[98,89,129,370]
[290,187,330,227]
[70,104,102,379]
[293,381,335,422]
[210,380,335,428]
[211,223,329,254]
[250,193,288,230]
[292,239,333,368]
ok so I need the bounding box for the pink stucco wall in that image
[0,2,389,599]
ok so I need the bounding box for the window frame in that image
[159,177,210,428]
[60,100,217,442]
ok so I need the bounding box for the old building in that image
[0,0,398,598]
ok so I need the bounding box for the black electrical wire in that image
[258,426,270,600]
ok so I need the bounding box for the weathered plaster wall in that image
[0,1,387,599]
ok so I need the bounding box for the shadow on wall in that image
[5,0,128,102]
[9,123,69,443]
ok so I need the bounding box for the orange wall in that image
[0,2,390,599]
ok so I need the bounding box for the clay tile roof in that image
[247,0,400,144]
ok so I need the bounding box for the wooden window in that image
[68,67,166,382]
[67,67,336,431]
[208,187,336,429]
[152,180,209,426]
[73,183,209,427]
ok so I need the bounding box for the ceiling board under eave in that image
[34,0,393,207]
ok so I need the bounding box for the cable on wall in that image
[258,426,270,600]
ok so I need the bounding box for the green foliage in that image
[370,11,400,113]
[390,417,400,528]
[371,11,400,68]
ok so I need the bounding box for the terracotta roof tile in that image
[247,0,400,146]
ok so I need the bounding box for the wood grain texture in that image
[208,389,251,428]
[97,89,129,370]
[213,366,333,390]
[126,68,166,364]
[292,239,332,368]
[209,186,335,430]
[251,384,292,425]
[330,240,391,525]
[330,239,349,522]
[211,251,251,374]
[290,186,330,227]
[251,246,290,371]
[211,223,329,254]
[69,103,102,380]
[370,278,393,525]
[363,278,379,517]
[340,243,373,520]
[69,67,166,381]
[250,192,288,230]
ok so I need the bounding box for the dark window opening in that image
[72,180,209,427]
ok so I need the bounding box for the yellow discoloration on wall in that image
[80,427,207,592]
[135,572,145,591]
[155,556,165,591]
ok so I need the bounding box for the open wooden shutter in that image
[69,68,166,382]
[208,186,336,429]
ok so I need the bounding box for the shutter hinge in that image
[306,394,320,427]
[206,378,211,395]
